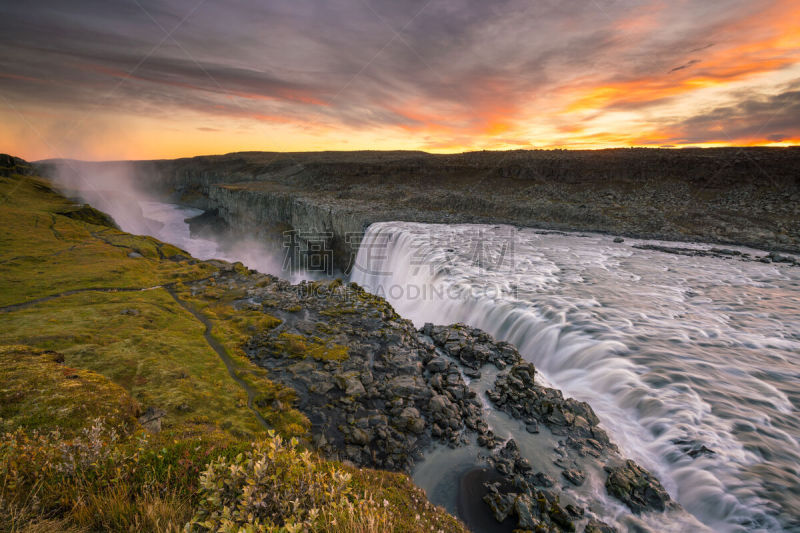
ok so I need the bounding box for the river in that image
[350,222,800,533]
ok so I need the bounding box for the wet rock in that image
[613,237,624,243]
[529,472,555,488]
[346,427,371,446]
[335,372,366,396]
[394,406,426,434]
[585,518,617,533]
[565,503,584,518]
[562,468,586,486]
[483,490,516,523]
[483,482,577,532]
[672,438,716,458]
[463,368,481,379]
[488,363,611,448]
[605,459,675,514]
[426,356,449,373]
[388,375,430,400]
[768,251,794,263]
[514,494,538,529]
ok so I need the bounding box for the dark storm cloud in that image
[657,83,800,144]
[670,59,701,73]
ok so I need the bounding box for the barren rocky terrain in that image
[39,148,800,271]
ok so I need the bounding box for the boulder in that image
[605,460,674,514]
[388,375,429,399]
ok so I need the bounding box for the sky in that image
[0,0,798,161]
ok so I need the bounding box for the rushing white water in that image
[351,222,800,533]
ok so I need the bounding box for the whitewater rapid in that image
[350,222,800,532]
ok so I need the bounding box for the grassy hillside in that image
[0,169,466,532]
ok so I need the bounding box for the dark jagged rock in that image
[425,322,680,527]
[633,244,798,267]
[0,154,34,177]
[671,438,716,458]
[488,362,613,449]
[585,518,617,533]
[562,468,586,486]
[185,207,229,239]
[483,481,580,532]
[425,323,520,370]
[604,460,675,514]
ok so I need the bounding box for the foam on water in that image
[351,222,800,532]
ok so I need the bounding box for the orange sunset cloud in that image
[0,0,798,160]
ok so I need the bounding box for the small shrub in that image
[187,431,352,532]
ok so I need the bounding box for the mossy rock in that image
[56,204,118,229]
[276,332,349,362]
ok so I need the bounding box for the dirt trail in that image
[165,287,269,430]
[0,286,160,313]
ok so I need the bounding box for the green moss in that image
[0,175,214,307]
[170,282,307,435]
[0,173,300,438]
[55,204,118,228]
[276,332,349,362]
[320,306,358,317]
[0,290,268,437]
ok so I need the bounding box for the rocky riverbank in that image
[178,262,683,531]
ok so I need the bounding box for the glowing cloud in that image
[0,0,797,160]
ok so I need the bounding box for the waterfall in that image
[351,221,800,532]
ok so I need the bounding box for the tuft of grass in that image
[276,332,350,362]
[186,433,466,533]
[0,345,139,437]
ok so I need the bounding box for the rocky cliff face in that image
[208,185,368,267]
